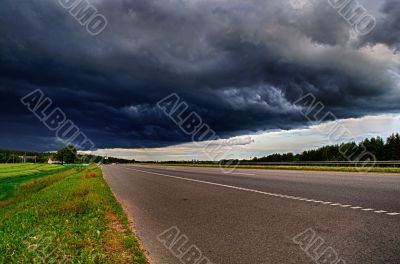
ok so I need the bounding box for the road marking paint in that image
[387,212,400,216]
[224,172,255,176]
[362,208,374,211]
[278,194,289,198]
[340,205,351,207]
[125,167,400,217]
[374,210,387,214]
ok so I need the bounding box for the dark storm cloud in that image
[359,0,400,51]
[0,0,399,151]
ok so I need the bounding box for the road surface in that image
[102,165,400,264]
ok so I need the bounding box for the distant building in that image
[48,157,61,164]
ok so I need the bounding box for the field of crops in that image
[0,163,63,180]
[0,163,67,200]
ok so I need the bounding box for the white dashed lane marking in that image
[387,213,400,216]
[125,167,400,217]
[224,172,256,176]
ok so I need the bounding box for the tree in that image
[55,145,77,164]
[362,137,385,161]
[384,133,400,160]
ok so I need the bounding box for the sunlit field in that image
[0,163,63,179]
[0,164,65,200]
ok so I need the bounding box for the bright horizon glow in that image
[84,113,400,161]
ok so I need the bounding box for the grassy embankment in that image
[136,163,400,173]
[0,163,147,263]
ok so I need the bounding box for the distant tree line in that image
[1,133,399,164]
[249,133,400,162]
[0,149,49,163]
[0,145,135,164]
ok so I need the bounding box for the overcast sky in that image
[1,0,399,160]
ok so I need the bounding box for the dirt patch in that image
[103,211,133,264]
[0,200,11,208]
[107,211,126,233]
[83,170,97,178]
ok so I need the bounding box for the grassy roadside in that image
[0,165,147,263]
[135,163,400,173]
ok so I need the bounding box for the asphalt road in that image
[102,165,400,264]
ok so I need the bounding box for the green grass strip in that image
[0,166,147,264]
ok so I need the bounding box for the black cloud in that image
[0,0,399,151]
[360,0,400,51]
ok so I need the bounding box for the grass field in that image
[0,164,147,263]
[137,163,400,173]
[0,164,68,200]
[0,164,64,180]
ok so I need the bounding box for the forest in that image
[249,133,400,162]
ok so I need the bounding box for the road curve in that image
[102,165,400,264]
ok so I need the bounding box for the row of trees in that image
[54,145,135,164]
[250,133,400,162]
[0,145,135,164]
[1,133,399,164]
[0,150,49,163]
